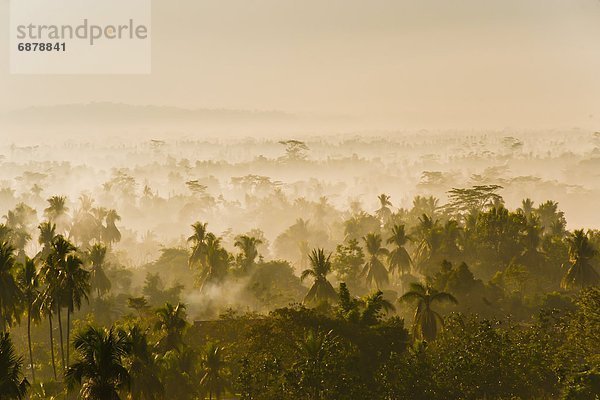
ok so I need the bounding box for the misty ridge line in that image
[0,102,310,122]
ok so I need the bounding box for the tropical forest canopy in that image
[0,133,599,399]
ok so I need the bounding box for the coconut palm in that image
[518,198,535,220]
[44,196,70,234]
[65,326,130,400]
[103,210,122,245]
[188,222,209,269]
[361,233,390,289]
[0,332,29,399]
[412,214,443,272]
[197,235,229,290]
[41,235,87,370]
[536,200,566,236]
[519,223,544,267]
[359,290,395,326]
[300,249,337,305]
[16,258,39,383]
[0,242,22,332]
[158,346,198,400]
[122,326,164,400]
[386,224,413,276]
[71,196,103,246]
[3,207,33,261]
[234,235,262,273]
[154,302,187,352]
[36,289,58,380]
[44,196,69,221]
[561,230,599,290]
[40,235,74,373]
[294,329,335,400]
[399,282,457,341]
[412,195,439,217]
[60,254,90,366]
[199,343,231,400]
[375,194,393,222]
[0,224,11,243]
[37,222,57,259]
[87,244,111,297]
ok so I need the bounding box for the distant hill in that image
[0,102,298,126]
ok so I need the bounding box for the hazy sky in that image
[1,0,600,129]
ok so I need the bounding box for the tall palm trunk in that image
[66,309,71,367]
[27,304,35,383]
[49,314,57,380]
[57,305,65,370]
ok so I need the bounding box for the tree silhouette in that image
[16,258,39,383]
[561,230,599,290]
[87,243,112,297]
[234,235,262,273]
[154,302,187,352]
[65,326,130,400]
[399,282,457,341]
[123,326,164,400]
[199,343,231,400]
[0,242,21,332]
[375,194,393,222]
[300,249,337,305]
[0,332,29,399]
[188,222,209,269]
[103,210,122,246]
[361,233,390,289]
[387,224,413,276]
[61,254,90,366]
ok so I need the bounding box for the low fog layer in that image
[1,129,599,318]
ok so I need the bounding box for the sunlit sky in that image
[1,0,600,129]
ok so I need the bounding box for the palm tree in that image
[294,329,335,400]
[412,195,439,217]
[387,224,413,276]
[103,210,122,245]
[518,198,535,220]
[16,258,39,383]
[412,214,442,272]
[44,196,69,234]
[361,233,390,289]
[71,196,102,246]
[199,343,231,400]
[44,196,69,221]
[87,244,111,297]
[65,326,130,400]
[0,242,22,332]
[197,235,229,290]
[561,230,599,290]
[0,332,29,399]
[41,235,78,369]
[37,222,57,259]
[375,194,393,222]
[300,249,337,305]
[188,222,209,269]
[0,224,11,243]
[154,302,187,352]
[359,290,395,326]
[536,200,566,236]
[234,235,262,273]
[122,326,164,400]
[60,254,90,367]
[399,282,457,341]
[36,289,58,380]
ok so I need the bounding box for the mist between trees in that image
[0,133,599,399]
